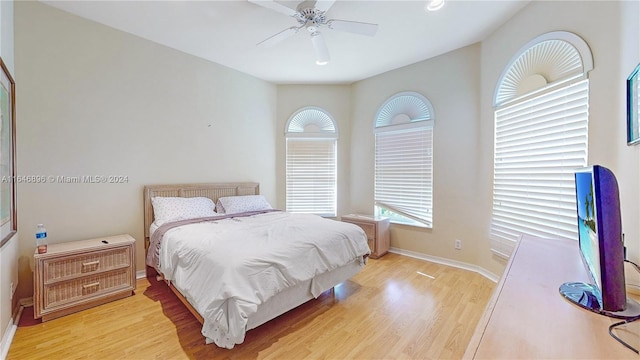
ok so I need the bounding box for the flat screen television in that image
[559,165,640,319]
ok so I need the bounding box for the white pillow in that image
[216,195,272,215]
[151,196,216,226]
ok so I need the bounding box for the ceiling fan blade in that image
[248,0,298,17]
[314,0,336,13]
[257,26,300,47]
[327,20,378,37]
[310,32,330,65]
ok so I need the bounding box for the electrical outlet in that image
[9,282,13,300]
[455,239,462,250]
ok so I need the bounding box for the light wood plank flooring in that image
[7,253,495,359]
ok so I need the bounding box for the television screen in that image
[575,171,601,290]
[560,165,640,319]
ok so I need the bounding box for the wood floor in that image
[7,253,495,360]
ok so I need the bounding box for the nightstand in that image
[33,234,136,321]
[341,214,390,258]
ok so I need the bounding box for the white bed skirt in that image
[247,259,364,330]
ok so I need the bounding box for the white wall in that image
[477,0,640,284]
[348,0,640,286]
[349,43,483,266]
[276,85,352,215]
[0,0,17,355]
[10,0,640,317]
[621,0,640,289]
[14,1,278,299]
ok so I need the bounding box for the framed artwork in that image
[0,57,16,248]
[627,63,640,145]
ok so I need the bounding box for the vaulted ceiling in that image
[42,0,530,84]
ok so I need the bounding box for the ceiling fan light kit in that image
[311,31,330,65]
[249,0,379,65]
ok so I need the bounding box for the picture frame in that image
[626,63,640,145]
[0,57,16,248]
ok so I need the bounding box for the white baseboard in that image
[136,270,146,279]
[0,304,20,360]
[388,247,500,283]
[0,322,16,360]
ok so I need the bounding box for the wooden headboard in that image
[143,182,260,251]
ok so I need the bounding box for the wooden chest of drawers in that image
[34,234,136,321]
[341,214,390,258]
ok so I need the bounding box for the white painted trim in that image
[389,247,500,283]
[0,317,17,360]
[136,270,147,279]
[0,323,16,360]
[474,266,500,284]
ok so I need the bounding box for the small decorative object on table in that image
[35,224,47,254]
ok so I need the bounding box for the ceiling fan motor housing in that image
[297,6,327,28]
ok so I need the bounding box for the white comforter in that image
[157,211,370,348]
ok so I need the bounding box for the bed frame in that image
[143,182,364,337]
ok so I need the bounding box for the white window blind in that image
[375,125,433,226]
[286,138,336,216]
[490,79,589,257]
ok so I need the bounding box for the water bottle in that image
[36,224,47,254]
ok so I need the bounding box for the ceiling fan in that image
[248,0,379,65]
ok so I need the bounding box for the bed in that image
[143,182,370,349]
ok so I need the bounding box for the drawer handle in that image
[82,282,100,289]
[82,260,100,267]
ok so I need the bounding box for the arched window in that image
[374,92,435,227]
[491,31,593,257]
[285,107,338,216]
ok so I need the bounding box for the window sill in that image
[388,219,432,229]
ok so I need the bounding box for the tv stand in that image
[464,235,640,359]
[560,281,640,319]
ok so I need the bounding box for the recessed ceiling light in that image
[425,0,445,12]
